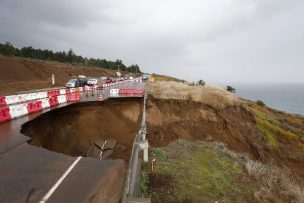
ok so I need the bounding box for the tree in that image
[0,42,16,56]
[128,64,141,73]
[197,79,205,86]
[226,86,236,93]
[0,41,143,73]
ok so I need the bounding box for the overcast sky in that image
[0,0,303,83]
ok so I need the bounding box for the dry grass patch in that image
[147,81,243,109]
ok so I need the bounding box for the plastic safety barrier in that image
[119,89,127,94]
[47,90,60,98]
[39,98,50,109]
[48,96,59,107]
[118,88,144,95]
[57,95,67,104]
[5,94,27,105]
[66,94,80,102]
[0,96,7,106]
[9,104,29,119]
[110,89,119,97]
[0,107,11,123]
[27,101,43,113]
[134,89,144,94]
[60,89,66,95]
[69,88,76,93]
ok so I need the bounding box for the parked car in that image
[105,77,112,83]
[87,78,98,86]
[66,78,87,88]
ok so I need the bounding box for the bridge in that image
[0,79,148,203]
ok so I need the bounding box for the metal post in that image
[51,74,55,86]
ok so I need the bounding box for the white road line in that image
[39,156,82,203]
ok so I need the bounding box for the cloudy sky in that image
[0,0,303,83]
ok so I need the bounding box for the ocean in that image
[233,83,304,116]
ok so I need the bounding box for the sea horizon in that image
[226,83,304,116]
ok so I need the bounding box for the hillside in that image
[145,81,304,202]
[0,55,118,95]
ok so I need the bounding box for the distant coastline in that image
[232,83,304,116]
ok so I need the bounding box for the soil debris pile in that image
[21,98,143,160]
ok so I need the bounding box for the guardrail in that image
[122,93,150,202]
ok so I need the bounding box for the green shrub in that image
[226,86,236,93]
[140,168,150,197]
[256,100,265,106]
[197,79,206,86]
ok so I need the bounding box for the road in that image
[0,80,145,203]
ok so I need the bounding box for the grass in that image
[150,74,185,83]
[140,166,150,198]
[147,81,242,109]
[149,140,254,202]
[255,117,279,149]
[253,105,303,150]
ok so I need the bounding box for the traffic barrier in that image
[48,96,59,107]
[118,88,144,95]
[0,107,11,123]
[57,95,67,104]
[47,90,60,98]
[127,89,135,94]
[38,91,48,99]
[9,103,29,119]
[134,89,144,94]
[27,101,43,113]
[0,96,7,106]
[66,88,71,94]
[66,93,80,102]
[60,89,66,95]
[40,98,50,109]
[5,94,27,105]
[110,89,119,96]
[119,89,128,94]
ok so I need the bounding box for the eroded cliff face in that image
[146,94,304,203]
[147,96,304,177]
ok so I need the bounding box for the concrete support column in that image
[138,141,149,163]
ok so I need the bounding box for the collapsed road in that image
[0,80,145,203]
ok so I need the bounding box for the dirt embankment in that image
[0,54,117,95]
[21,98,143,160]
[147,81,304,178]
[146,81,304,202]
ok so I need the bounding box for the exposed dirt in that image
[21,98,143,160]
[146,96,304,178]
[0,54,117,95]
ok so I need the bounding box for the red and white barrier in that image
[9,103,29,119]
[40,98,51,109]
[118,88,144,95]
[66,94,80,102]
[110,89,119,97]
[57,95,67,104]
[0,107,11,123]
[0,78,144,123]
